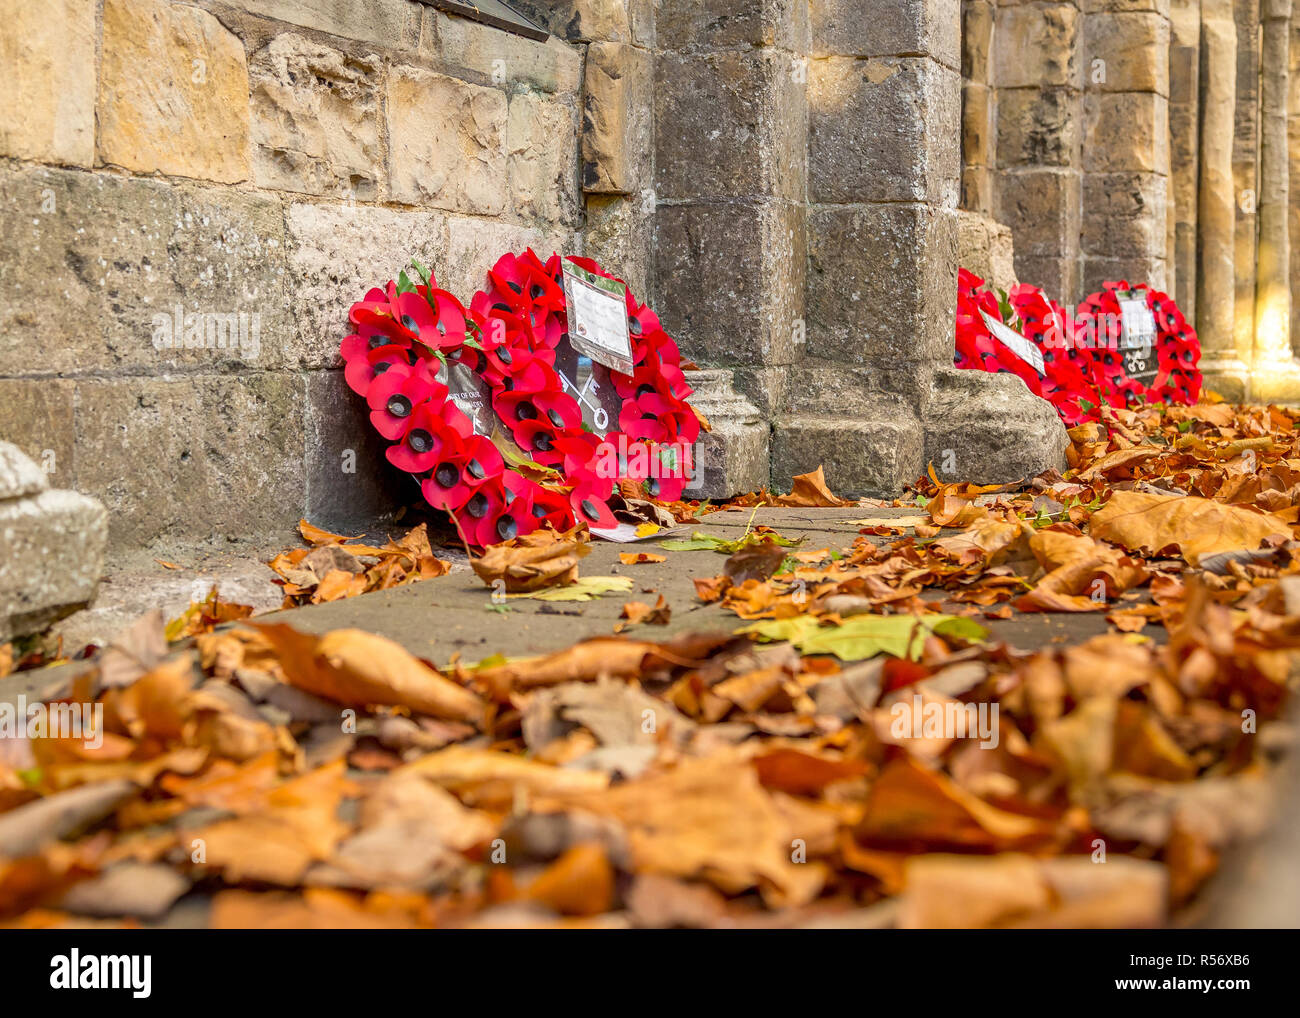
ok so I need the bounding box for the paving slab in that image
[0,506,1140,703]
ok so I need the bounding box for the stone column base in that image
[769,364,1068,497]
[1200,357,1253,402]
[0,442,107,641]
[773,412,924,496]
[1248,358,1300,404]
[922,367,1070,485]
[685,369,771,499]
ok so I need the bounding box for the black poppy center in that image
[434,463,459,488]
[496,346,513,365]
[496,516,519,541]
[546,408,565,428]
[515,400,538,421]
[408,429,434,454]
[467,458,486,480]
[533,432,553,453]
[580,498,600,520]
[368,334,389,350]
[372,361,391,375]
[387,394,413,418]
[401,314,420,335]
[466,492,490,518]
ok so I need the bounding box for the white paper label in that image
[1115,289,1158,385]
[562,260,634,375]
[980,310,1046,376]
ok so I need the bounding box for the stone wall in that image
[0,0,586,552]
[649,0,1067,495]
[0,0,1067,559]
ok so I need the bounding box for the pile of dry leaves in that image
[0,401,1297,928]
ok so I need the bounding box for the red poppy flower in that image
[366,362,447,441]
[521,483,574,532]
[342,342,411,398]
[569,476,618,530]
[386,405,462,474]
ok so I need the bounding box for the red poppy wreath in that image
[339,250,698,546]
[955,270,1203,423]
[955,269,1100,425]
[1074,280,1202,409]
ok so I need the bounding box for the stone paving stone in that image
[0,507,1128,702]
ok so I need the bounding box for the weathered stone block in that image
[729,365,791,420]
[806,204,956,364]
[283,202,450,369]
[1082,171,1168,257]
[957,209,1018,292]
[99,0,251,183]
[0,380,76,490]
[963,82,995,169]
[0,445,107,641]
[305,371,410,528]
[811,0,961,68]
[922,368,1069,484]
[1081,0,1171,13]
[235,0,419,48]
[1015,253,1081,306]
[508,93,581,226]
[508,0,631,43]
[442,215,576,300]
[655,0,806,51]
[0,0,95,166]
[433,11,583,95]
[654,201,804,368]
[963,0,996,80]
[655,49,805,202]
[996,87,1081,168]
[962,165,994,215]
[994,3,1081,90]
[74,375,305,549]
[996,168,1082,258]
[809,57,960,205]
[583,41,653,195]
[583,195,654,298]
[1084,10,1171,95]
[0,441,47,501]
[1082,90,1169,172]
[684,370,770,498]
[386,66,508,214]
[249,34,382,199]
[0,165,289,377]
[773,413,924,496]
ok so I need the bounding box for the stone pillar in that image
[1253,0,1299,395]
[1291,11,1300,356]
[1170,0,1202,319]
[1080,1,1171,295]
[1233,0,1261,367]
[654,0,1065,495]
[992,1,1084,302]
[652,0,807,421]
[962,0,998,214]
[1198,0,1245,395]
